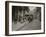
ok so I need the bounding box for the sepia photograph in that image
[5,1,45,36]
[12,6,41,31]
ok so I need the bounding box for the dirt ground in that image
[12,19,41,31]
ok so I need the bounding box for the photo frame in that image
[5,1,45,36]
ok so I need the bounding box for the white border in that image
[9,3,44,34]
